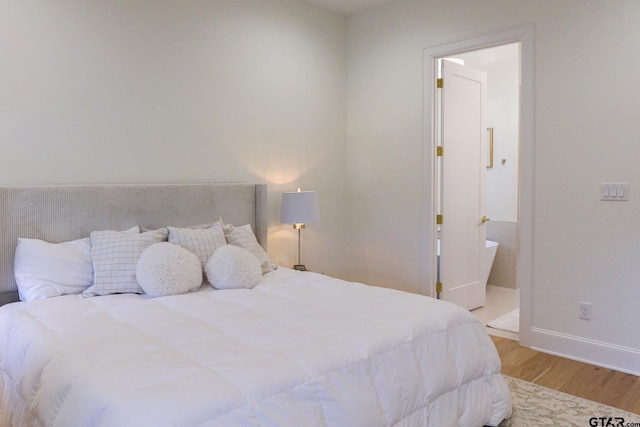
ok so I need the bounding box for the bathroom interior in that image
[441,43,521,339]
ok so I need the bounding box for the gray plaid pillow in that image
[83,228,168,297]
[223,223,274,274]
[167,222,226,268]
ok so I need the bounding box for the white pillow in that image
[205,245,262,290]
[223,223,275,274]
[136,243,202,297]
[168,222,227,267]
[14,237,93,301]
[13,226,140,302]
[84,228,168,297]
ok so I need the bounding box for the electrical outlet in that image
[579,302,591,320]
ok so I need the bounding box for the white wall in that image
[0,0,348,277]
[347,0,640,373]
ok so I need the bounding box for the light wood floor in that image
[491,336,640,415]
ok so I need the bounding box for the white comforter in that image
[0,268,511,427]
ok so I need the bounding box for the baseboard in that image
[529,327,640,376]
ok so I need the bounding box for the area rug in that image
[498,376,640,426]
[488,309,519,334]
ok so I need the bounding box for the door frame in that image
[421,24,534,346]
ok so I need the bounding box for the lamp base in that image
[293,264,307,271]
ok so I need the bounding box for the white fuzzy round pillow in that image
[136,242,202,297]
[205,244,261,290]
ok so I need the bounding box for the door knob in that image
[481,216,490,223]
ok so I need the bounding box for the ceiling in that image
[303,0,397,15]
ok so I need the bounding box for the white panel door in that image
[439,60,487,310]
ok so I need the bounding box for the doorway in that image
[422,25,534,346]
[456,44,520,336]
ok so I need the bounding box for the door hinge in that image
[436,282,443,293]
[436,146,444,157]
[436,214,443,225]
[437,78,444,88]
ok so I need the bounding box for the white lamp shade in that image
[280,191,320,224]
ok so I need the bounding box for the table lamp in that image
[280,189,319,271]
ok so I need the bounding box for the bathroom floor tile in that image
[471,285,519,340]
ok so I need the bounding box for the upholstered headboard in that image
[0,183,267,305]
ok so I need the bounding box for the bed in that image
[0,183,511,427]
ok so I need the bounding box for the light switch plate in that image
[601,183,628,201]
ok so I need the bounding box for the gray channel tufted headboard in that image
[0,183,267,306]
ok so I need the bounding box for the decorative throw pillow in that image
[167,222,227,267]
[205,245,262,290]
[223,223,275,274]
[84,228,168,297]
[135,243,202,297]
[14,237,93,301]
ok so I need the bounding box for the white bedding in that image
[0,268,511,427]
